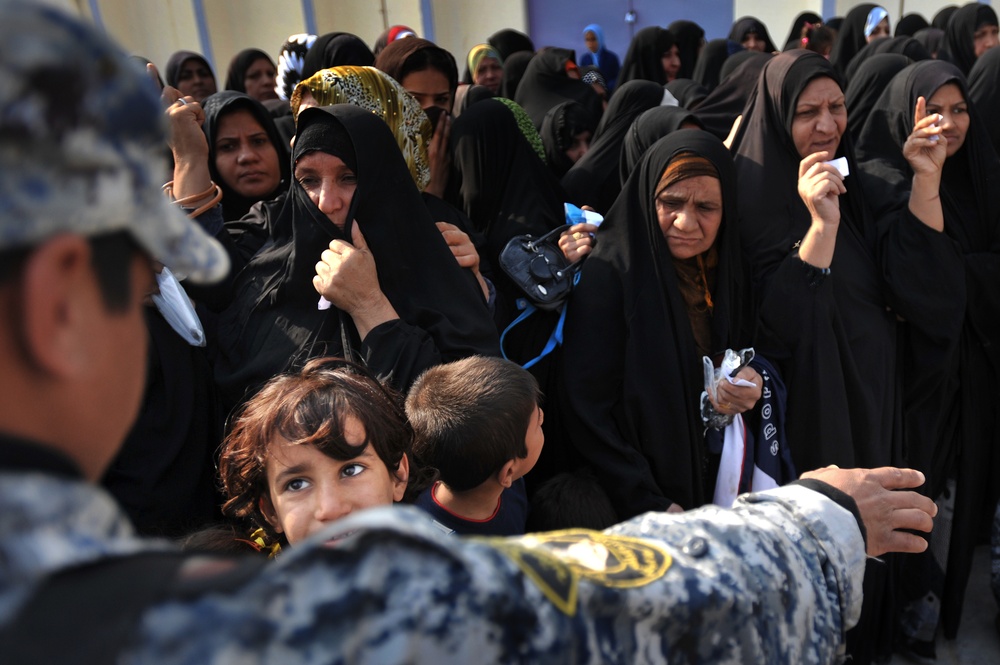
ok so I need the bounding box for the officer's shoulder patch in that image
[479,529,671,616]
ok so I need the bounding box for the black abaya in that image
[667,20,705,80]
[968,46,1000,155]
[513,48,603,130]
[692,51,771,140]
[941,3,999,75]
[857,59,1000,638]
[618,26,673,86]
[845,54,912,141]
[728,17,777,53]
[692,39,742,91]
[829,4,880,80]
[209,105,498,411]
[561,80,665,214]
[300,33,374,82]
[559,130,749,520]
[619,106,702,184]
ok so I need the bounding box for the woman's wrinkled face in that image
[867,18,891,42]
[790,76,847,159]
[662,45,681,81]
[214,109,281,199]
[176,58,217,102]
[475,57,503,94]
[974,23,1000,57]
[926,82,970,158]
[655,174,724,260]
[294,151,358,230]
[244,57,278,102]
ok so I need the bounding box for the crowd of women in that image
[106,3,1000,662]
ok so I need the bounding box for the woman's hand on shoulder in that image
[904,96,947,178]
[558,222,599,263]
[797,151,845,228]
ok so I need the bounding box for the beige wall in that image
[733,0,824,47]
[429,0,527,71]
[203,1,305,78]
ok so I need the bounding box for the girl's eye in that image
[285,478,310,492]
[341,463,365,478]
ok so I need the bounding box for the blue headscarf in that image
[584,24,606,65]
[864,7,889,38]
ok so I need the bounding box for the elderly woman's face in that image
[294,151,357,230]
[790,76,846,159]
[655,174,723,260]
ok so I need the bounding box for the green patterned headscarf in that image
[495,97,547,164]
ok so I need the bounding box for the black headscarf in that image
[730,50,899,473]
[619,106,703,184]
[618,26,673,86]
[784,12,823,50]
[300,32,374,82]
[896,13,930,37]
[856,58,1000,640]
[488,28,534,60]
[728,16,776,53]
[914,27,946,57]
[969,46,1000,155]
[692,39,742,91]
[513,48,602,129]
[501,50,533,99]
[211,104,498,409]
[165,50,215,89]
[559,130,748,519]
[224,48,275,94]
[540,101,597,178]
[692,51,771,140]
[942,2,999,74]
[933,5,960,30]
[201,91,290,222]
[561,80,665,213]
[667,20,705,80]
[829,3,880,80]
[666,78,709,109]
[719,47,762,81]
[845,53,912,141]
[844,36,930,83]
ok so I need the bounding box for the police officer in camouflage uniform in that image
[0,2,939,663]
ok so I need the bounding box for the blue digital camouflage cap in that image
[0,1,228,284]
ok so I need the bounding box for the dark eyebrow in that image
[273,463,309,485]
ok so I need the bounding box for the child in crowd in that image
[406,356,543,536]
[218,358,415,549]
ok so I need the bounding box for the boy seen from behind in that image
[406,356,542,536]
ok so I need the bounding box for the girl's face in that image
[926,82,969,158]
[260,416,408,545]
[214,109,282,199]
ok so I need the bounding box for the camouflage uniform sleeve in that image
[125,492,864,664]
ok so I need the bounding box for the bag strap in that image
[500,273,579,369]
[0,551,266,664]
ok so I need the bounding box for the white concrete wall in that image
[429,0,527,71]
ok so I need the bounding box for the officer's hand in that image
[800,466,937,557]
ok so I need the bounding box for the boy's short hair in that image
[405,356,540,492]
[219,357,413,540]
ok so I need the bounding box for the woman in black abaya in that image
[692,51,771,140]
[731,50,963,662]
[561,80,665,213]
[514,48,602,130]
[843,36,930,83]
[728,16,776,53]
[829,4,881,80]
[857,59,1000,642]
[667,20,705,80]
[559,130,758,520]
[619,106,703,184]
[200,91,289,222]
[968,46,1000,155]
[941,2,999,75]
[300,32,375,81]
[198,105,499,411]
[618,26,674,86]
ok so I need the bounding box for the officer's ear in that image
[258,495,284,534]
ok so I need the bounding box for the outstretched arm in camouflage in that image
[800,466,937,557]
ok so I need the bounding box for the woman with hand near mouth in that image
[858,58,1000,646]
[732,50,964,662]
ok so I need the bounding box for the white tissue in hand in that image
[824,156,850,177]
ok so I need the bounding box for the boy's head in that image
[405,356,543,492]
[220,358,412,545]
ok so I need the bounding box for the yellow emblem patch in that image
[482,529,671,616]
